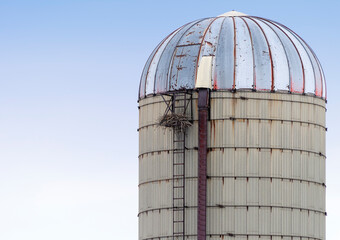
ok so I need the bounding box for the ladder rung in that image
[173,186,184,188]
[174,163,184,165]
[173,197,184,200]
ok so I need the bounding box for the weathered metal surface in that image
[205,91,326,240]
[139,91,326,240]
[139,15,326,100]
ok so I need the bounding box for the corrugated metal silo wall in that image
[138,91,326,240]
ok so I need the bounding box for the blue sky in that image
[0,0,339,239]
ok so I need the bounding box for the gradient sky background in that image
[0,0,339,239]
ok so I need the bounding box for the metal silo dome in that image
[139,11,326,100]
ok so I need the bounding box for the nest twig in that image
[158,113,192,132]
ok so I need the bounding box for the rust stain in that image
[213,73,218,90]
[210,119,216,144]
[231,95,236,118]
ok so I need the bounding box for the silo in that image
[138,11,326,240]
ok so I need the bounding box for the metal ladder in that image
[160,91,192,240]
[172,92,189,240]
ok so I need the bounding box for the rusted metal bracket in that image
[160,91,193,118]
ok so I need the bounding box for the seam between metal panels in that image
[212,17,227,90]
[138,118,326,131]
[138,97,325,109]
[138,92,326,108]
[208,95,326,108]
[232,17,236,89]
[138,205,326,216]
[138,147,326,158]
[240,17,256,90]
[265,19,306,93]
[207,146,326,157]
[256,18,292,92]
[211,117,326,129]
[138,96,326,109]
[245,17,274,91]
[139,89,327,102]
[139,176,326,187]
[142,235,322,240]
[194,17,222,85]
[167,18,210,92]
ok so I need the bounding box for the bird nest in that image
[158,113,192,132]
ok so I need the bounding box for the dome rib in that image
[212,17,227,89]
[146,26,183,96]
[240,17,256,90]
[232,17,236,89]
[280,22,326,98]
[151,26,183,95]
[244,16,274,91]
[276,23,316,96]
[257,18,293,92]
[139,14,326,100]
[266,19,306,94]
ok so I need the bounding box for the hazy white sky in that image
[0,0,339,239]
